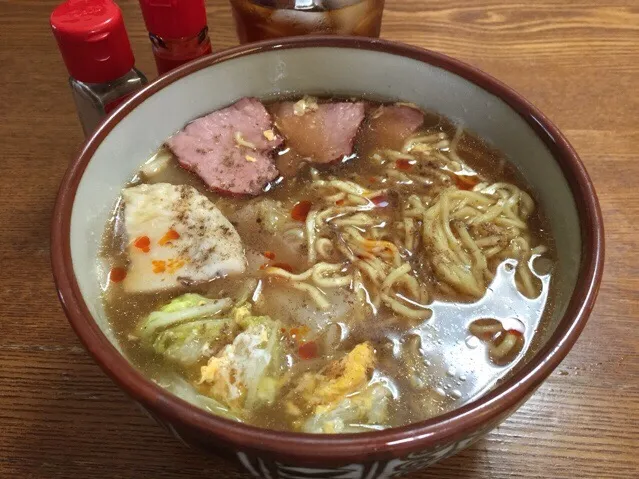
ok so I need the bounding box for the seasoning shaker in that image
[50,0,148,137]
[138,0,212,75]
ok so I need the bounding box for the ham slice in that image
[167,97,283,195]
[270,100,366,165]
[360,104,425,153]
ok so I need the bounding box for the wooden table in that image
[1,0,637,477]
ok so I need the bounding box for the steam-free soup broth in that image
[101,96,555,433]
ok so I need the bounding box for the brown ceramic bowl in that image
[51,37,604,478]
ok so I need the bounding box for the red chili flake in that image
[271,262,293,273]
[263,251,276,260]
[336,199,345,206]
[371,195,389,208]
[133,236,151,253]
[454,174,480,190]
[109,267,127,283]
[280,327,287,334]
[291,200,312,222]
[368,176,377,183]
[396,159,413,170]
[158,229,180,246]
[507,329,524,337]
[298,341,318,360]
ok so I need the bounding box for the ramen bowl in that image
[51,37,603,478]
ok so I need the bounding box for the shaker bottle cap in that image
[50,0,135,83]
[138,0,208,39]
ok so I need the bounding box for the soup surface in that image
[101,96,555,433]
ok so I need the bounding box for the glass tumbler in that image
[229,0,385,44]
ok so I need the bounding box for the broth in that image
[101,96,555,433]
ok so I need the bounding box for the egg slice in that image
[121,183,246,293]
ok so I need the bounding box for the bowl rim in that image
[51,36,604,462]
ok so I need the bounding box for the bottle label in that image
[154,40,212,75]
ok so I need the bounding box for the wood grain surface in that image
[0,0,637,477]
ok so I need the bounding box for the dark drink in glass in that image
[230,0,385,44]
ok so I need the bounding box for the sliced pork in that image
[359,104,425,153]
[167,97,283,196]
[270,98,365,165]
[121,183,246,293]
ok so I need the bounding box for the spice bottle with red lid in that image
[51,0,148,137]
[138,0,212,75]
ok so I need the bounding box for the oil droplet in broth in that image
[465,335,481,349]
